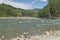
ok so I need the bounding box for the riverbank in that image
[0,30,60,40]
[0,17,40,20]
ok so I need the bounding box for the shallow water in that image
[0,19,60,38]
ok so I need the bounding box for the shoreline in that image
[0,17,40,20]
[0,30,60,40]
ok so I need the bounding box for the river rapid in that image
[0,18,60,39]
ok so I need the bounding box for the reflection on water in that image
[0,19,60,38]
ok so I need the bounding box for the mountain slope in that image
[0,4,23,17]
[0,4,36,17]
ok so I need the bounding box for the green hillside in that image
[0,4,37,17]
[0,4,23,17]
[0,0,60,18]
[27,8,39,17]
[38,0,60,18]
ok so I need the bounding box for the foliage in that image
[38,5,51,18]
[49,0,60,17]
[0,0,60,18]
[38,0,60,18]
[0,4,36,17]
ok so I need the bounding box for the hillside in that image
[0,0,60,18]
[0,4,23,17]
[0,4,38,17]
[27,8,39,17]
[38,0,60,18]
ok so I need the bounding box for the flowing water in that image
[0,18,60,38]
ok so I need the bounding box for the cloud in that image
[32,1,35,4]
[32,0,38,4]
[0,0,32,9]
[40,0,47,2]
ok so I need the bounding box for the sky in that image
[0,0,48,10]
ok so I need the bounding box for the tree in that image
[38,5,51,18]
[49,0,60,17]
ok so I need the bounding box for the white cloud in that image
[32,0,38,4]
[0,0,32,9]
[40,0,47,2]
[32,1,35,4]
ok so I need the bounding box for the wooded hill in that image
[0,0,60,18]
[0,4,38,17]
[38,0,60,18]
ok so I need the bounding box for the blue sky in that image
[0,0,48,9]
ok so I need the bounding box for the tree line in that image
[0,0,60,18]
[38,0,60,18]
[0,4,38,17]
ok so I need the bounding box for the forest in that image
[38,0,60,18]
[0,0,60,18]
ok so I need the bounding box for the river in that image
[0,18,60,38]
